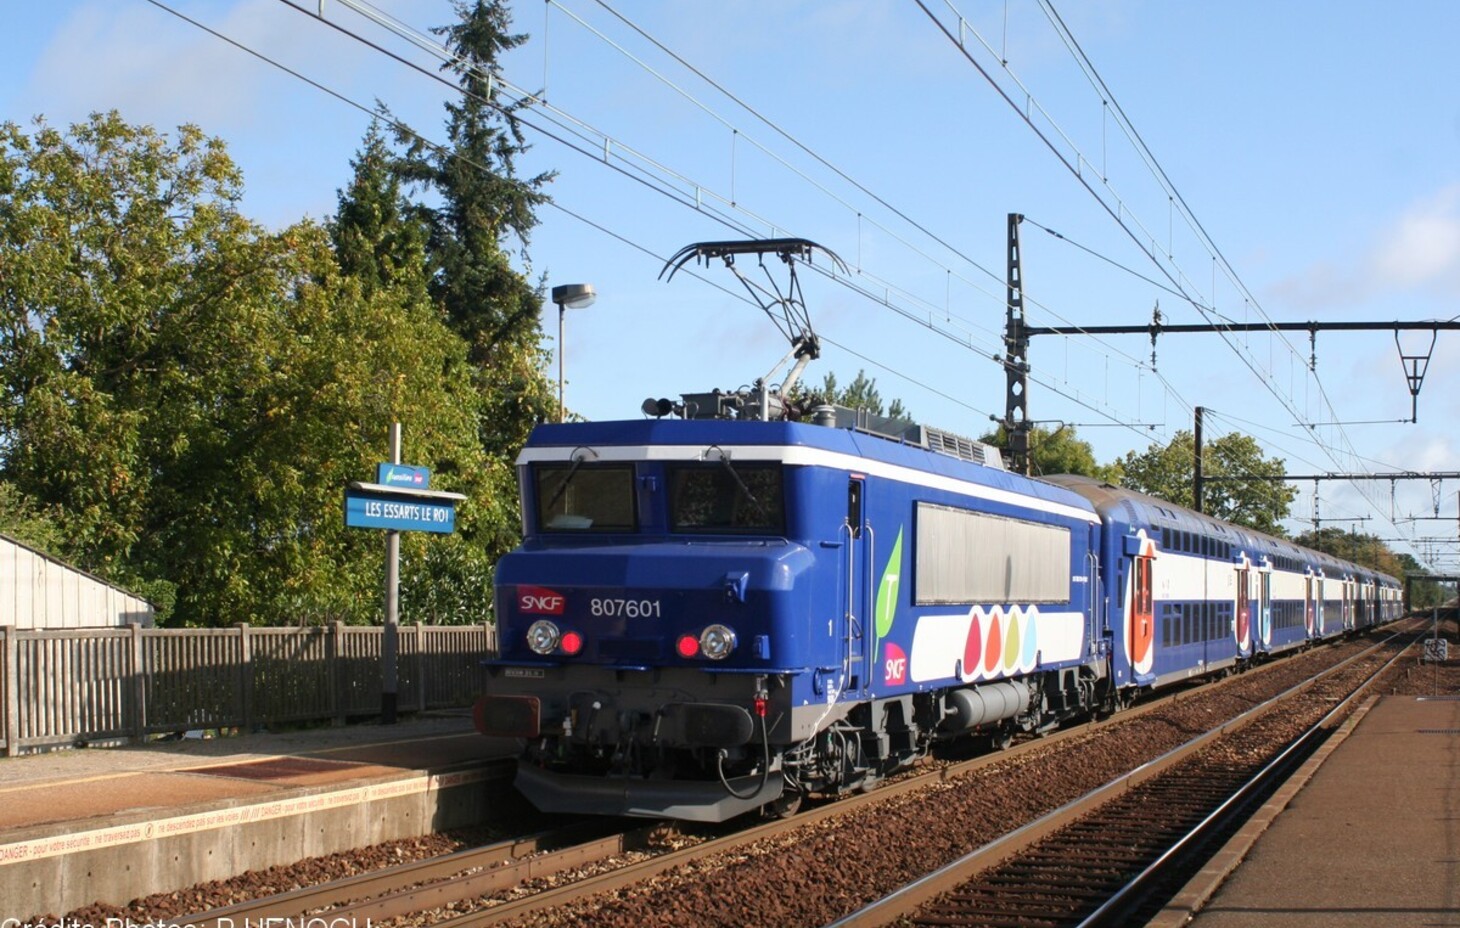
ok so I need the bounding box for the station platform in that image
[1155,695,1460,927]
[0,712,520,918]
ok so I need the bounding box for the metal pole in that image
[1004,213,1031,476]
[1193,406,1205,515]
[557,301,566,423]
[382,422,401,724]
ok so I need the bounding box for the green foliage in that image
[1395,554,1447,611]
[1117,430,1296,534]
[980,424,1118,480]
[328,121,429,298]
[798,369,910,420]
[400,533,496,625]
[0,481,63,555]
[0,113,245,573]
[1291,528,1438,606]
[0,112,504,627]
[387,0,556,461]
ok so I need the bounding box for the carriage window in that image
[534,463,636,532]
[668,463,784,534]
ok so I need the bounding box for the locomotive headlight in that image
[526,620,562,655]
[699,624,737,660]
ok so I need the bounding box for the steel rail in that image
[185,819,633,927]
[822,627,1416,928]
[1075,633,1415,927]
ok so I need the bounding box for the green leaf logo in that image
[875,527,904,638]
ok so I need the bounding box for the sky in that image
[5,0,1460,572]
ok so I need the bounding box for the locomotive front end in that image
[475,421,827,821]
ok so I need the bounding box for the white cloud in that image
[1272,183,1460,309]
[1371,185,1460,290]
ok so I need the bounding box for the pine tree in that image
[329,121,427,297]
[389,0,556,459]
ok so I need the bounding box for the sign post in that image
[384,424,401,725]
[343,424,466,723]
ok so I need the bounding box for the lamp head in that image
[551,283,596,310]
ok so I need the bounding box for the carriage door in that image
[1236,566,1250,654]
[1304,575,1315,639]
[843,477,869,696]
[1343,579,1353,631]
[1258,567,1272,649]
[1131,550,1154,674]
[1316,576,1327,635]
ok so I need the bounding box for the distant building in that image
[0,533,154,629]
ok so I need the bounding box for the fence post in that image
[330,622,346,726]
[415,622,428,712]
[3,629,18,757]
[236,623,253,732]
[128,623,146,744]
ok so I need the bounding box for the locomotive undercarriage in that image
[494,661,1114,821]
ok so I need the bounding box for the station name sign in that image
[343,480,466,535]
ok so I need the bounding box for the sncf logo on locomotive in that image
[883,642,908,685]
[518,585,566,615]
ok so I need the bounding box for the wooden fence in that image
[0,623,497,756]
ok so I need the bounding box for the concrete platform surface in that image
[0,713,498,831]
[1185,696,1460,928]
[0,712,521,916]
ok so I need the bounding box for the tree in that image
[0,113,501,626]
[328,121,428,298]
[0,112,247,577]
[799,370,910,420]
[0,481,63,555]
[980,424,1118,480]
[1118,430,1296,534]
[1394,555,1445,611]
[388,0,556,462]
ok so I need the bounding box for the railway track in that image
[827,627,1418,928]
[176,625,1419,928]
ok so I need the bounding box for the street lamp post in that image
[551,283,596,423]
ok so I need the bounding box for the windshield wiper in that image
[543,448,595,512]
[716,454,766,520]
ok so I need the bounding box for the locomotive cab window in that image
[534,463,637,532]
[668,462,784,534]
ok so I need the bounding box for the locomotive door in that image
[842,477,870,697]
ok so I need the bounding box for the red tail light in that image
[676,634,700,658]
[560,630,584,655]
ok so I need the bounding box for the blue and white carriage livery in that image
[1048,476,1402,690]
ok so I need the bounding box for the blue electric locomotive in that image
[475,411,1110,821]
